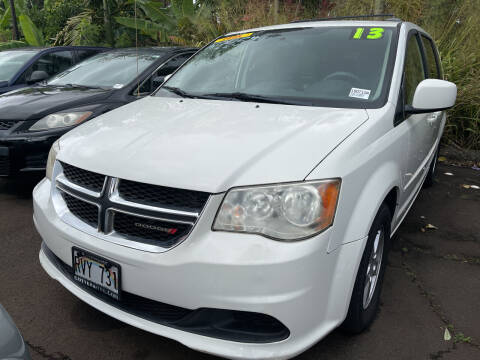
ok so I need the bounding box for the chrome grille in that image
[0,120,15,130]
[52,161,209,252]
[61,161,106,192]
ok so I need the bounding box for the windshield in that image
[48,52,161,89]
[0,50,39,82]
[158,26,396,108]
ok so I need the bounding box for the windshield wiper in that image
[64,83,104,90]
[162,86,195,98]
[200,92,299,105]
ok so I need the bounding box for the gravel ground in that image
[0,164,479,360]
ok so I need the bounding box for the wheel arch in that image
[327,161,401,253]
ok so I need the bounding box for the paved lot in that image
[1,164,479,360]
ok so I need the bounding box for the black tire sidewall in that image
[342,204,391,333]
[424,147,439,187]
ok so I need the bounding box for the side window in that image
[157,53,192,76]
[134,53,193,96]
[404,35,426,105]
[26,51,74,79]
[135,78,153,96]
[76,50,100,63]
[421,36,441,79]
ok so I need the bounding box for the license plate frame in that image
[72,247,121,300]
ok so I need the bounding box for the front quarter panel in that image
[306,104,403,252]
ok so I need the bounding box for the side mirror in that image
[406,79,457,115]
[0,81,7,88]
[27,70,49,85]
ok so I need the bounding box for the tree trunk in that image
[9,0,20,41]
[274,0,279,23]
[374,0,386,14]
[103,0,114,47]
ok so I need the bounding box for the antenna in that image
[135,0,140,97]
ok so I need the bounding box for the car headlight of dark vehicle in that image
[29,111,93,131]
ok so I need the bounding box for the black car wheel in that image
[424,147,439,188]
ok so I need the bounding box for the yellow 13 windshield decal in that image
[352,27,385,40]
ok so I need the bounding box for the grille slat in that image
[25,153,48,169]
[61,162,106,193]
[0,120,15,130]
[0,156,10,176]
[118,180,209,213]
[61,192,99,228]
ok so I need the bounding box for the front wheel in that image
[341,203,391,333]
[424,147,439,188]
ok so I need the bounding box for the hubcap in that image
[363,229,384,309]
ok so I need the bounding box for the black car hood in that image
[0,85,112,121]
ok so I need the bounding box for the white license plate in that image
[72,248,121,300]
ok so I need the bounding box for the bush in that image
[27,0,84,43]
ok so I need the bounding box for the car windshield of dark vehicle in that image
[157,26,396,108]
[48,52,161,89]
[0,50,39,82]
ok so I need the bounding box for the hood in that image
[58,97,368,193]
[0,85,111,121]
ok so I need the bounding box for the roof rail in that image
[291,14,401,23]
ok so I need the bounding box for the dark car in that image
[0,47,196,177]
[0,46,107,95]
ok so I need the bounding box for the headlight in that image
[213,179,341,241]
[46,139,60,180]
[29,111,92,131]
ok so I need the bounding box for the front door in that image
[402,33,433,197]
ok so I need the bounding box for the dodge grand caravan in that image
[33,18,457,359]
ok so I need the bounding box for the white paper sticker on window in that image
[113,84,124,89]
[349,88,371,100]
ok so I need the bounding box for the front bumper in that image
[33,178,366,359]
[0,126,65,176]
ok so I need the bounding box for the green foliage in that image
[36,0,84,42]
[54,11,102,46]
[18,14,45,46]
[115,16,167,41]
[453,332,472,344]
[0,39,27,50]
[114,0,220,46]
[0,28,9,41]
[0,6,11,29]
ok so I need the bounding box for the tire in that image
[423,147,439,188]
[341,203,391,334]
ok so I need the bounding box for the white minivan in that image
[34,18,457,360]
